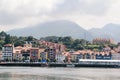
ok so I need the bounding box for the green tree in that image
[26,36,34,41]
[5,34,11,44]
[0,31,7,37]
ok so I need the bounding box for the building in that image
[114,45,120,53]
[40,52,48,62]
[45,47,56,62]
[40,41,66,62]
[55,51,65,63]
[76,53,84,61]
[64,52,71,63]
[71,54,77,63]
[13,42,32,62]
[24,41,32,48]
[112,53,120,60]
[30,48,39,62]
[40,40,66,52]
[68,50,112,63]
[21,49,30,62]
[2,44,13,61]
[95,52,111,60]
[93,38,115,44]
[38,48,45,61]
[0,51,2,61]
[13,46,23,61]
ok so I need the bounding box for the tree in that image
[26,36,34,41]
[4,34,11,44]
[0,31,7,37]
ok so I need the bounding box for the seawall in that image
[0,62,119,68]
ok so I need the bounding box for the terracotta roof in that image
[4,44,12,47]
[15,46,23,49]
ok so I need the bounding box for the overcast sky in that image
[0,0,120,31]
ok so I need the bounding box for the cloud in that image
[54,0,111,16]
[0,0,60,25]
[0,0,120,31]
[0,11,19,24]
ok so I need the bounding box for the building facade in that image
[2,44,13,61]
[21,49,30,62]
[45,47,56,62]
[40,52,48,62]
[93,38,115,44]
[56,51,65,63]
[13,46,23,61]
[112,53,120,60]
[30,48,39,62]
[0,51,2,61]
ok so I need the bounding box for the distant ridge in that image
[7,20,92,40]
[7,20,120,42]
[89,23,120,42]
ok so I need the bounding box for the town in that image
[1,37,120,64]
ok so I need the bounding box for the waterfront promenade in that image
[0,61,120,68]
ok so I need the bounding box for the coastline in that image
[0,62,119,68]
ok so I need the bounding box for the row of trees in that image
[0,31,40,50]
[0,31,117,51]
[40,36,114,51]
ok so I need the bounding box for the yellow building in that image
[13,46,23,61]
[0,51,2,61]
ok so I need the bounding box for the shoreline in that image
[0,62,119,68]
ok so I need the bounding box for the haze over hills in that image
[89,23,120,43]
[7,20,120,42]
[7,20,92,40]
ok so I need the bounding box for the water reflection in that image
[0,73,74,80]
[0,67,120,80]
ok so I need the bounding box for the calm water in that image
[0,67,120,80]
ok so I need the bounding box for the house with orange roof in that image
[30,48,45,62]
[13,46,23,61]
[63,52,71,63]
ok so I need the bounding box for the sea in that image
[0,67,119,80]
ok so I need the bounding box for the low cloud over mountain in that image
[7,20,92,40]
[7,20,120,43]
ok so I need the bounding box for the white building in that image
[56,51,65,63]
[112,53,120,60]
[2,44,13,61]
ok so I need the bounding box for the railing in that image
[79,59,120,65]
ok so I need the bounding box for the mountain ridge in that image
[7,20,92,41]
[89,23,120,42]
[7,20,120,42]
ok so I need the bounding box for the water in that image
[0,67,120,80]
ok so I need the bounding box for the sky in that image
[0,0,120,31]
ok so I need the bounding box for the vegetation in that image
[40,36,116,51]
[0,31,40,50]
[0,31,117,51]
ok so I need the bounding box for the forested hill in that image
[0,31,39,49]
[0,31,116,51]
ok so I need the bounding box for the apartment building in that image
[2,44,13,61]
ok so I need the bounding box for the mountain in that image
[7,20,92,40]
[89,23,120,43]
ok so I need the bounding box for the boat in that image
[66,64,75,67]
